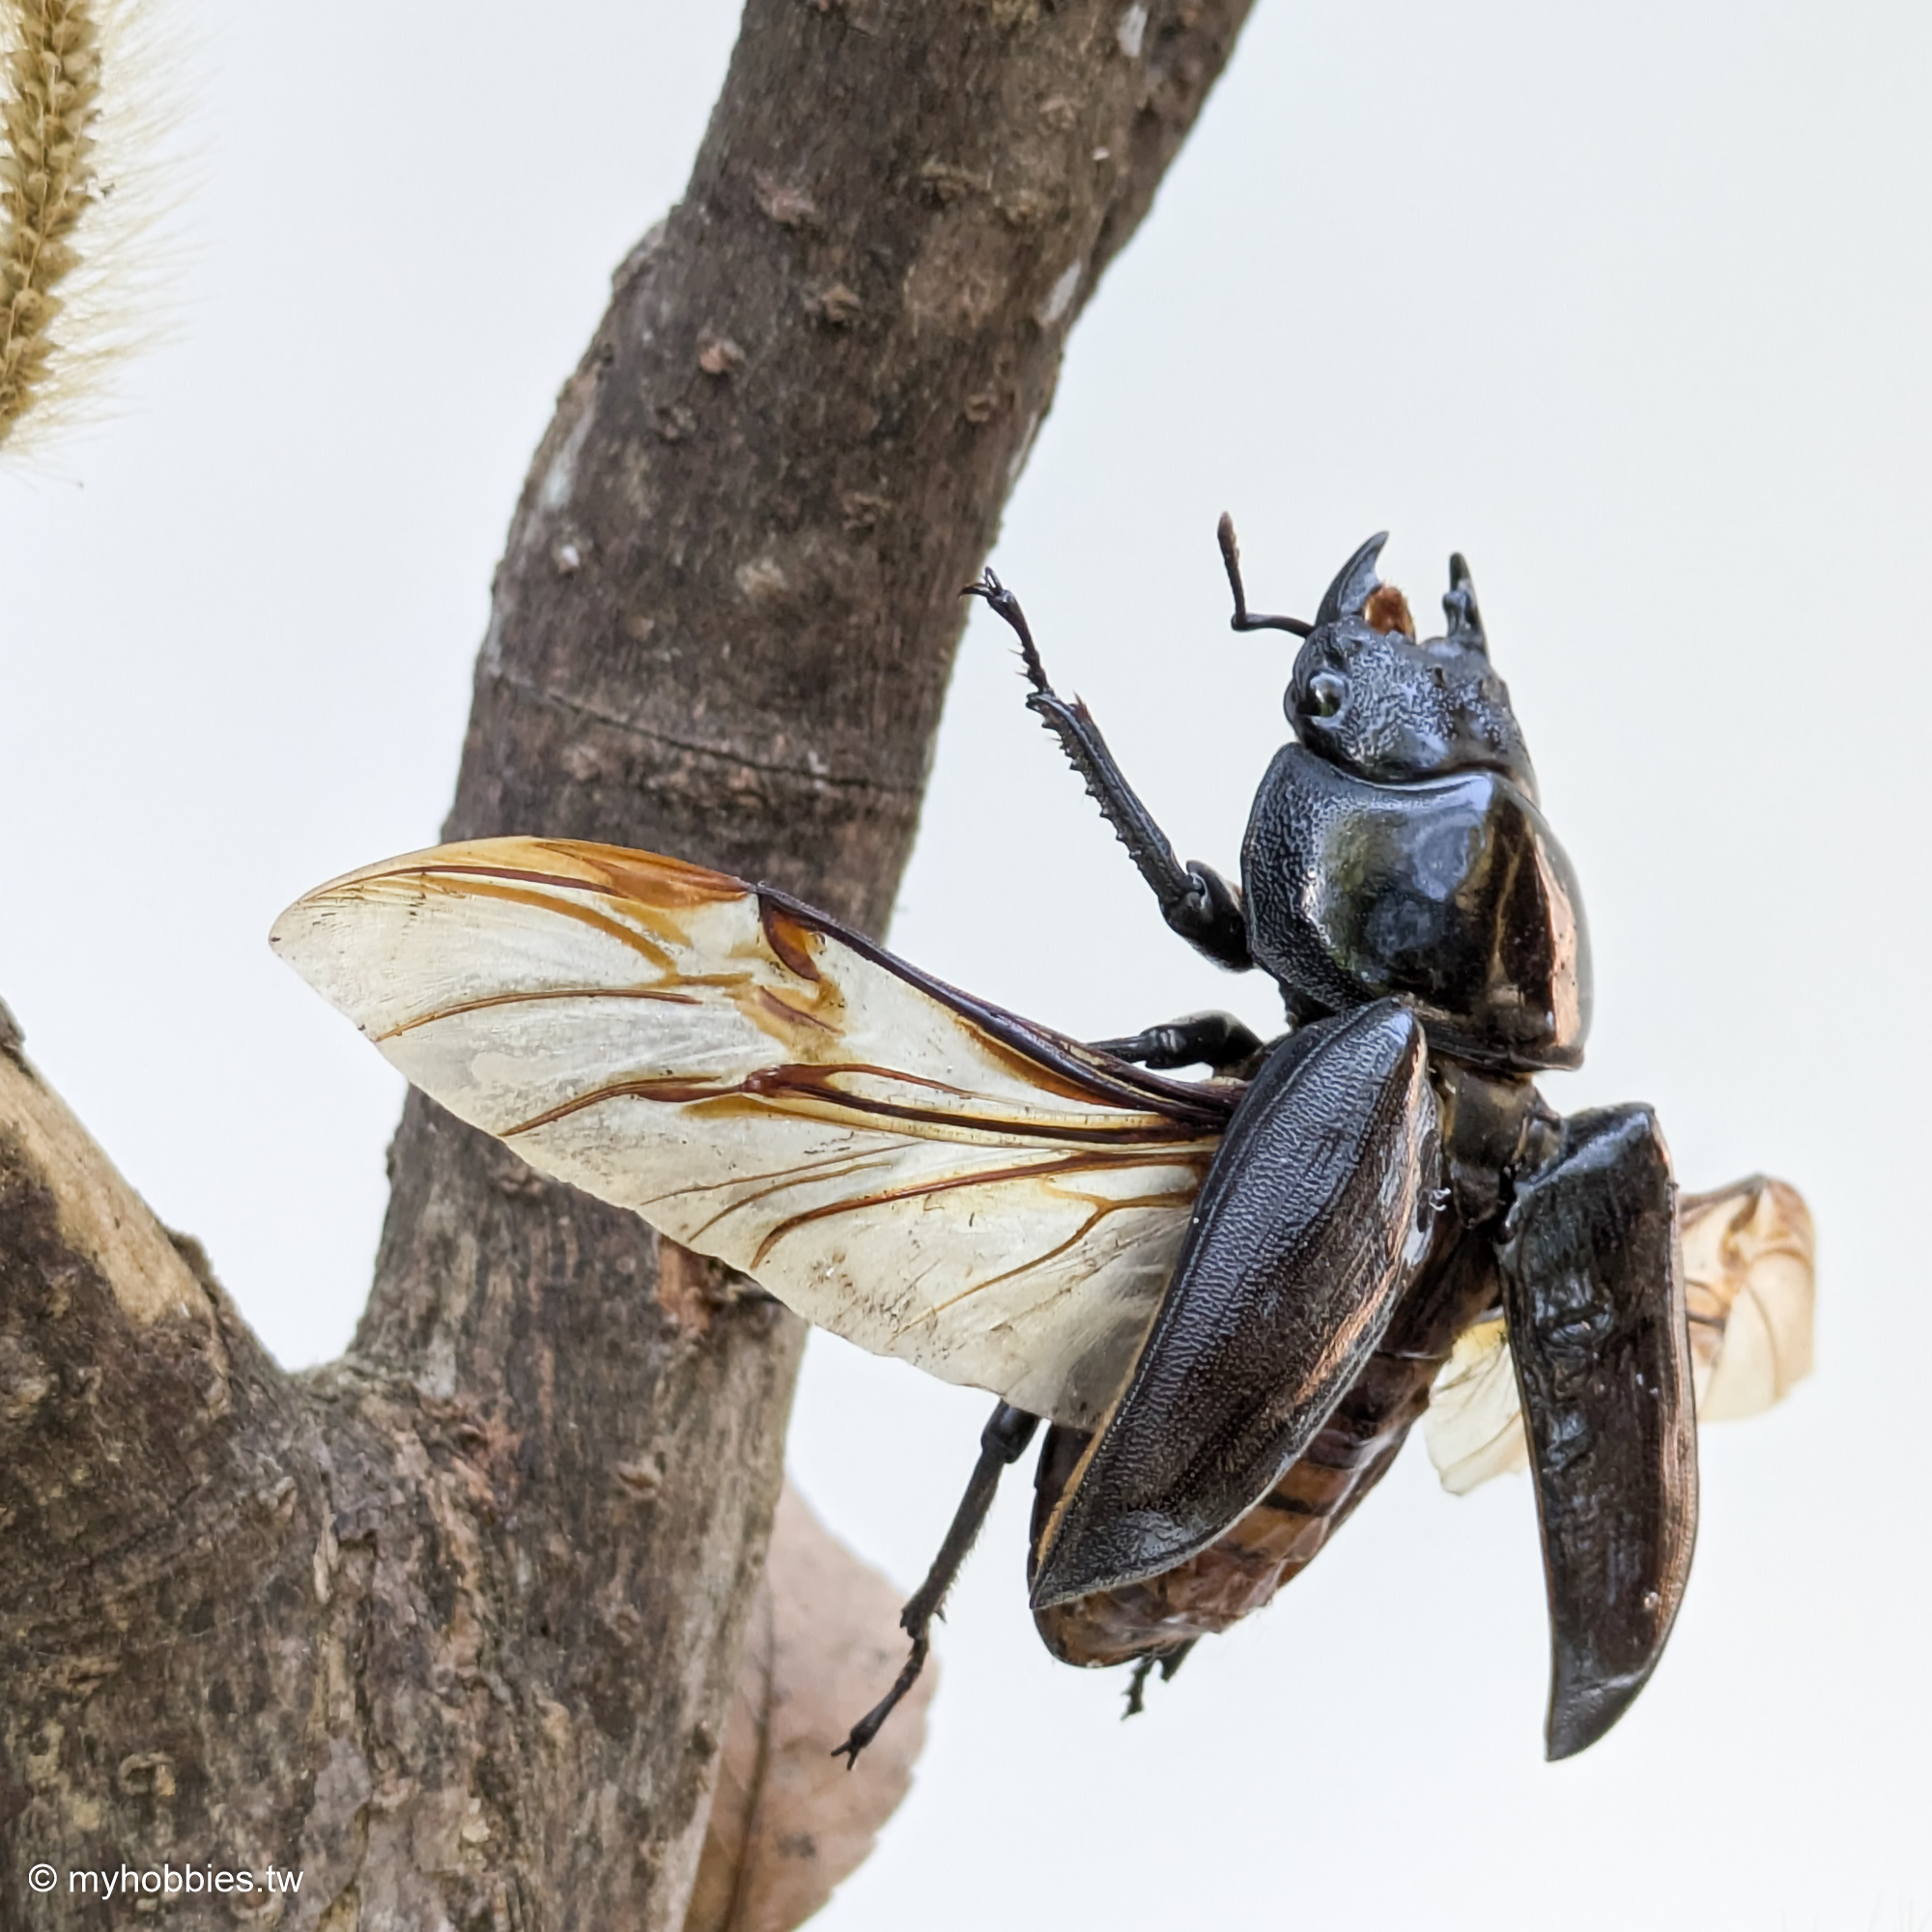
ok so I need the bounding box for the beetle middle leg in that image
[962,568,1252,971]
[1091,1010,1264,1074]
[832,1400,1040,1768]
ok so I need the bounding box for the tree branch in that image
[1,5,1257,1926]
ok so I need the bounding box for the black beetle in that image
[940,524,1663,1761]
[270,522,1812,1768]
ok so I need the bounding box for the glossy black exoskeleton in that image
[838,525,1695,1767]
[1004,525,1588,1075]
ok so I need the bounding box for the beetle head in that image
[1288,534,1537,795]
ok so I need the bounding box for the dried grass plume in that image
[0,0,174,455]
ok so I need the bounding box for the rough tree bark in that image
[0,5,1257,1926]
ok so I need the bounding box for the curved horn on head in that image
[1315,532,1389,628]
[1443,553,1488,654]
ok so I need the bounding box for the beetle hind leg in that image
[832,1401,1039,1768]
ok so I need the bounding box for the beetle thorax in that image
[1240,533,1592,1074]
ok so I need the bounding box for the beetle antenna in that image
[1218,513,1313,638]
[962,567,1052,694]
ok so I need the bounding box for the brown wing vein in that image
[376,982,702,1041]
[673,1150,906,1245]
[500,1066,1208,1147]
[897,1181,1204,1333]
[748,1147,1212,1271]
[395,871,681,972]
[753,885,1238,1130]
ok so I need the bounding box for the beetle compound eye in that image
[1306,670,1348,720]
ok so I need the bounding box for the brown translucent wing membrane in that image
[1681,1177,1815,1418]
[271,838,1236,1427]
[1423,1173,1817,1494]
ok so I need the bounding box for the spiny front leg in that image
[963,568,1251,971]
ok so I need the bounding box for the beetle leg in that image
[1121,1638,1198,1719]
[832,1401,1039,1768]
[1025,697,1248,970]
[963,569,1253,971]
[1499,1104,1697,1760]
[1091,1010,1265,1074]
[1031,1002,1440,1606]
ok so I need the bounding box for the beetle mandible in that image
[270,520,1813,1766]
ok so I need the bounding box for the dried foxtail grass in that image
[0,0,175,456]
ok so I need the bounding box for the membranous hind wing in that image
[1682,1177,1816,1418]
[1423,1174,1816,1495]
[271,838,1235,1427]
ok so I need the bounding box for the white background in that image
[3,2,1928,1926]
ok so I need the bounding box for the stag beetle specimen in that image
[273,523,1812,1769]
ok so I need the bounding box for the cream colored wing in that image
[1424,1175,1816,1494]
[271,838,1234,1428]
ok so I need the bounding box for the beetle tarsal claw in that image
[963,563,1052,691]
[830,1630,930,1770]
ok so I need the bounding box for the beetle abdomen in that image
[1029,1362,1427,1665]
[1241,746,1590,1072]
[1032,1224,1503,1667]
